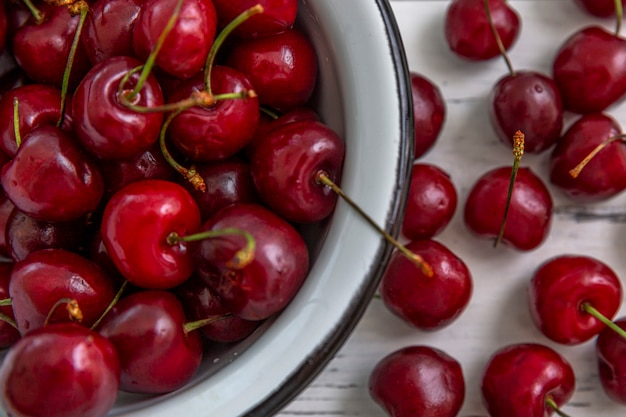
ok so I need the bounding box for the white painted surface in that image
[282,1,626,416]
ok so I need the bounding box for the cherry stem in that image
[616,0,623,36]
[13,97,21,149]
[0,298,11,307]
[126,0,184,101]
[57,1,89,128]
[204,4,264,94]
[494,130,524,248]
[545,395,572,417]
[43,298,83,327]
[20,0,44,24]
[484,0,515,76]
[260,106,281,120]
[183,314,231,334]
[569,133,626,178]
[316,171,433,277]
[0,312,17,330]
[582,302,626,340]
[90,280,129,331]
[167,227,256,269]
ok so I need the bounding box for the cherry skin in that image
[410,72,446,159]
[212,0,298,38]
[549,112,626,202]
[96,289,203,394]
[0,263,20,348]
[528,254,622,345]
[101,179,201,289]
[193,203,310,321]
[490,71,563,154]
[133,0,217,80]
[380,239,472,331]
[481,343,576,417]
[596,317,626,404]
[402,163,457,240]
[444,0,521,61]
[9,248,116,335]
[0,322,120,417]
[1,125,105,223]
[250,119,345,224]
[72,55,165,160]
[464,166,553,251]
[552,26,626,114]
[369,345,465,417]
[0,194,14,259]
[226,28,318,110]
[574,0,626,18]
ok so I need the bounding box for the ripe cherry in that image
[369,345,465,417]
[596,317,626,404]
[213,0,297,38]
[410,72,446,159]
[574,0,626,18]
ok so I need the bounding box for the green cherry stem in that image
[316,171,433,277]
[0,312,17,330]
[494,130,524,248]
[20,0,44,24]
[260,105,281,120]
[616,0,623,36]
[43,298,83,327]
[0,298,11,307]
[569,134,626,178]
[484,0,515,76]
[90,280,129,331]
[183,314,231,335]
[582,303,626,340]
[13,97,21,149]
[545,395,573,417]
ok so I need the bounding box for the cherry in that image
[249,119,345,224]
[549,112,626,202]
[596,317,626,404]
[444,0,521,61]
[552,25,626,114]
[9,248,116,335]
[380,239,472,331]
[410,72,446,159]
[100,179,201,289]
[481,343,576,417]
[213,0,297,38]
[528,254,623,345]
[402,163,457,240]
[132,0,217,80]
[226,28,318,110]
[193,203,309,321]
[574,0,626,18]
[1,124,105,223]
[464,166,553,251]
[0,322,120,417]
[96,289,203,394]
[369,345,465,417]
[0,194,15,259]
[0,263,20,348]
[72,55,165,160]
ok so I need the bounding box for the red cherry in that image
[0,194,15,259]
[402,163,457,240]
[0,263,20,348]
[528,254,622,345]
[596,317,626,404]
[444,0,521,61]
[101,179,201,289]
[380,239,472,331]
[0,322,120,417]
[410,72,446,159]
[552,25,626,114]
[481,343,576,417]
[369,345,465,417]
[212,0,297,38]
[96,289,203,394]
[574,0,626,18]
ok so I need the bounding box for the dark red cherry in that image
[9,248,116,335]
[0,322,120,417]
[369,345,465,417]
[0,194,14,259]
[596,317,626,404]
[1,125,104,223]
[410,72,446,159]
[0,263,20,348]
[101,179,201,289]
[464,166,553,251]
[574,0,626,18]
[490,71,563,153]
[250,119,345,224]
[481,343,576,417]
[167,66,260,162]
[552,25,626,114]
[529,254,622,345]
[193,203,309,321]
[0,2,6,53]
[81,0,143,65]
[380,239,472,331]
[133,0,217,80]
[96,289,203,394]
[213,0,297,38]
[72,55,164,160]
[226,28,318,110]
[549,112,626,202]
[402,163,457,240]
[444,0,521,61]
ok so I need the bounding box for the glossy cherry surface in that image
[410,72,446,159]
[213,0,298,38]
[596,317,626,404]
[574,0,626,18]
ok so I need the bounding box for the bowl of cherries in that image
[0,0,413,416]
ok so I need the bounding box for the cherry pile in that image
[0,0,346,415]
[368,0,626,416]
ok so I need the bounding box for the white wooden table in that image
[281,1,626,415]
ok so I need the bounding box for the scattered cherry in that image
[409,72,446,159]
[596,317,626,405]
